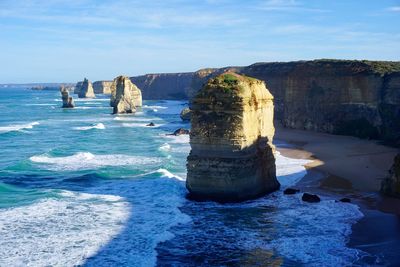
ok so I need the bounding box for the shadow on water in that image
[1,168,397,266]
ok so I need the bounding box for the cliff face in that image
[381,154,400,197]
[93,81,112,94]
[128,60,399,145]
[110,76,142,114]
[130,72,194,100]
[186,73,279,202]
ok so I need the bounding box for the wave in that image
[29,152,162,171]
[0,122,40,134]
[158,143,171,152]
[73,123,106,131]
[113,116,162,122]
[0,189,130,267]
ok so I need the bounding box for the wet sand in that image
[275,126,400,266]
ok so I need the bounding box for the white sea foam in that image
[161,134,190,144]
[159,143,171,152]
[73,123,106,131]
[156,168,185,181]
[0,190,130,267]
[143,105,168,109]
[0,121,40,133]
[30,152,162,171]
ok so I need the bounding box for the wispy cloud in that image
[256,0,330,13]
[386,6,400,12]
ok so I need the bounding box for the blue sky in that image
[0,0,399,83]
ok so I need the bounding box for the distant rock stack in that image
[381,154,400,197]
[93,81,113,94]
[186,72,280,202]
[110,76,142,114]
[60,86,75,108]
[78,78,95,98]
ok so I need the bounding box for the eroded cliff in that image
[93,81,112,94]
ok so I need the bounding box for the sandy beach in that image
[275,125,400,265]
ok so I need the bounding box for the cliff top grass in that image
[207,72,261,93]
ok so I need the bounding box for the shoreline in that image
[275,126,400,265]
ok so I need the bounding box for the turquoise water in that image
[0,88,367,266]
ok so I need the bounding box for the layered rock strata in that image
[78,78,95,98]
[186,73,280,202]
[381,154,400,197]
[60,87,75,108]
[93,81,113,94]
[110,76,142,114]
[128,60,400,146]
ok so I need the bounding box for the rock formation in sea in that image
[78,78,96,98]
[93,81,113,94]
[186,72,280,202]
[180,108,191,121]
[110,76,142,114]
[129,60,400,146]
[73,81,83,94]
[60,86,75,108]
[381,154,400,197]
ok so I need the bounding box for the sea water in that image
[0,88,366,266]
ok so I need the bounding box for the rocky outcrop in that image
[381,154,400,197]
[60,86,75,108]
[180,108,191,121]
[129,60,400,146]
[110,76,142,114]
[186,73,279,202]
[78,78,95,98]
[93,81,112,94]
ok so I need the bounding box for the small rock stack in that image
[110,76,142,114]
[60,86,75,108]
[186,72,280,202]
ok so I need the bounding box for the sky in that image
[0,0,399,83]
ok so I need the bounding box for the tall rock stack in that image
[78,78,96,98]
[60,86,75,108]
[110,76,142,114]
[186,72,280,202]
[381,154,400,197]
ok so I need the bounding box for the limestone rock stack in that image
[78,78,95,98]
[60,86,75,108]
[180,107,191,121]
[110,76,142,114]
[381,154,400,197]
[186,72,280,202]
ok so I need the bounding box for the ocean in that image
[0,87,366,266]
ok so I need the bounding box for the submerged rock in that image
[146,122,155,127]
[302,193,321,203]
[60,86,75,108]
[180,107,191,121]
[110,76,142,114]
[186,72,280,202]
[381,154,400,197]
[78,78,96,98]
[339,197,351,203]
[283,188,300,195]
[172,128,190,136]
